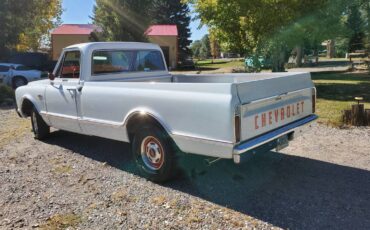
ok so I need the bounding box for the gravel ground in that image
[0,107,369,230]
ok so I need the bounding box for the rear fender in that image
[124,108,172,134]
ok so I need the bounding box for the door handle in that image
[67,88,76,93]
[66,88,76,98]
[76,85,83,92]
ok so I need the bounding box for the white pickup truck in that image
[15,42,317,182]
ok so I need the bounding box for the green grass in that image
[312,72,370,126]
[195,59,245,70]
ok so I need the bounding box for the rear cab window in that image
[135,50,166,72]
[91,50,166,75]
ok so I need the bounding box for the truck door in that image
[45,50,82,133]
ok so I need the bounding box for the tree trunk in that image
[351,104,365,126]
[272,49,286,72]
[313,48,319,64]
[295,46,303,67]
[326,40,335,59]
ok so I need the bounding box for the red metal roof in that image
[145,25,178,36]
[51,24,102,35]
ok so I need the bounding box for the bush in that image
[0,84,15,106]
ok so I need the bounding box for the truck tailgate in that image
[235,73,314,141]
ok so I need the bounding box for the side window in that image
[0,65,10,72]
[92,50,135,75]
[16,65,31,71]
[58,51,81,79]
[135,51,165,72]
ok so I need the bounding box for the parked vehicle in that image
[245,55,272,71]
[15,42,317,182]
[178,57,196,70]
[0,63,44,89]
[9,52,57,72]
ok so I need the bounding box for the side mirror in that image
[48,73,55,81]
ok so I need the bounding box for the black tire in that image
[132,125,176,183]
[12,76,27,89]
[31,107,50,140]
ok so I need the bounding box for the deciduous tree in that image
[0,0,62,58]
[189,0,366,71]
[17,0,62,51]
[93,0,153,42]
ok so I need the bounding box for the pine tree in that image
[346,3,366,52]
[150,0,192,60]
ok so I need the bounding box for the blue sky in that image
[61,0,208,41]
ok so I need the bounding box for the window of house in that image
[58,51,81,79]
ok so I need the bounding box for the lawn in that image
[312,72,370,126]
[196,59,245,70]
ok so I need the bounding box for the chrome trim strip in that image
[41,111,78,120]
[241,88,313,105]
[233,114,318,155]
[171,133,233,145]
[79,117,123,127]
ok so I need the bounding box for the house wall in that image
[52,34,90,60]
[148,35,178,69]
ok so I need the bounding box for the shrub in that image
[0,84,15,106]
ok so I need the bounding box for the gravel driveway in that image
[1,107,369,229]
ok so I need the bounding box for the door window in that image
[58,51,81,79]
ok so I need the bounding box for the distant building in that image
[145,25,178,69]
[51,24,179,69]
[51,24,102,61]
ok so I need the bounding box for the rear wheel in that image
[31,107,50,140]
[132,126,176,183]
[12,76,27,89]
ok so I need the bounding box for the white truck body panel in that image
[15,42,317,161]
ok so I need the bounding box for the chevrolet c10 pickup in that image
[15,42,317,182]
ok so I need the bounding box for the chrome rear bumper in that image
[233,114,318,164]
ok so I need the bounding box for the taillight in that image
[312,88,316,113]
[235,107,241,143]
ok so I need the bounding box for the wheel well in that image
[13,75,27,83]
[126,113,168,142]
[21,99,34,117]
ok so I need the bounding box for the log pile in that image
[342,103,370,126]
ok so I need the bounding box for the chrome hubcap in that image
[140,136,164,170]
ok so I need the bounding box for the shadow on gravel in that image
[45,130,370,230]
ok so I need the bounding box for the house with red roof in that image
[145,25,178,69]
[51,24,102,60]
[51,24,179,68]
